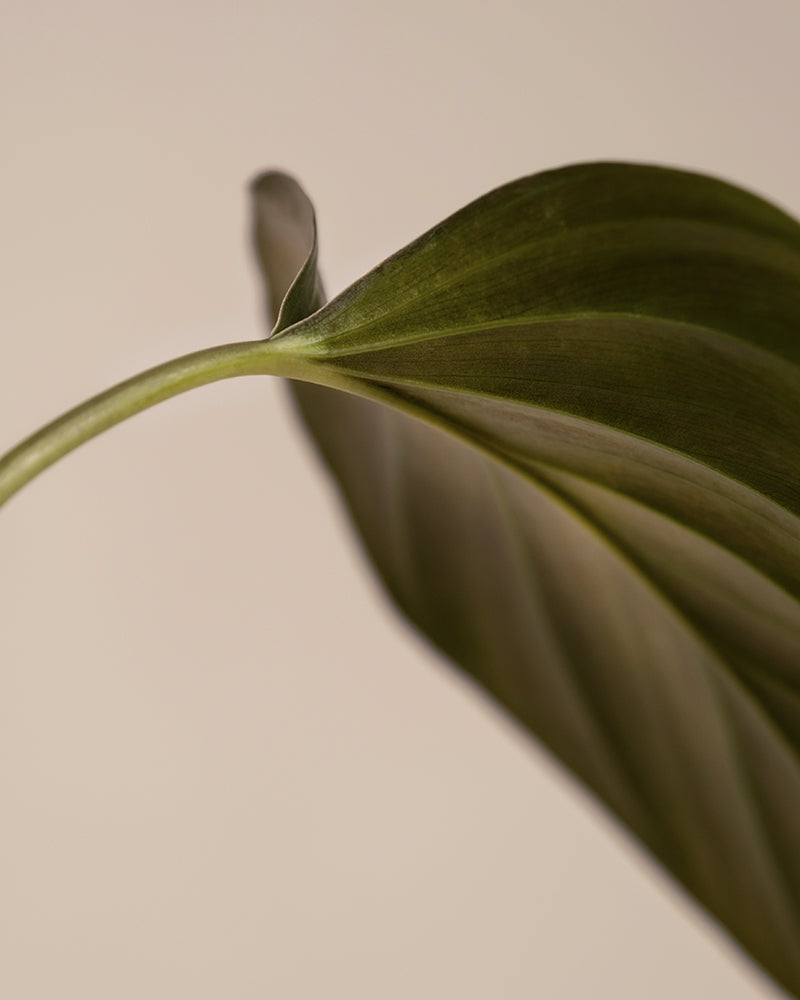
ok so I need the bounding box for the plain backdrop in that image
[1,2,798,997]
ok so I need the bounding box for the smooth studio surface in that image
[2,2,799,997]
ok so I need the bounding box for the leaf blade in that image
[253,162,800,996]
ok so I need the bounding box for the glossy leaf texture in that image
[252,163,800,996]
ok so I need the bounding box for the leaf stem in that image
[0,339,328,508]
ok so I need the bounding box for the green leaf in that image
[252,163,800,997]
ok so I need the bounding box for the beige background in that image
[1,1,798,997]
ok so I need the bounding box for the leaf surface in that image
[252,163,800,996]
